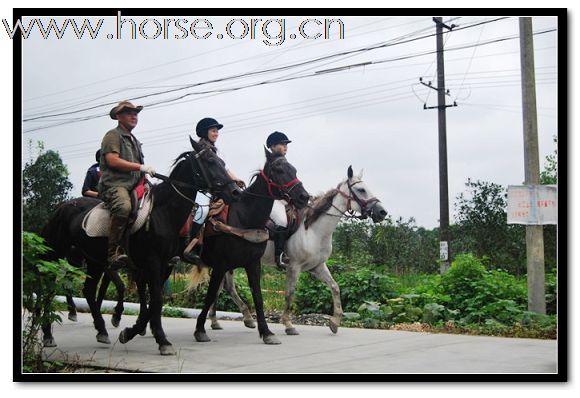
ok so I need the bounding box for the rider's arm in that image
[105,152,142,172]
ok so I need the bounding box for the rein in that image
[153,148,214,205]
[308,181,380,220]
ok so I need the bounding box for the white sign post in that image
[507,185,557,225]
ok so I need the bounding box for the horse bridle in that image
[155,147,224,205]
[258,169,303,203]
[333,180,381,220]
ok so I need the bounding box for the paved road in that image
[41,312,557,374]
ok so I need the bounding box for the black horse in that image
[39,137,242,355]
[193,148,310,345]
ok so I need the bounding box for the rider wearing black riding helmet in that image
[195,117,245,188]
[266,131,293,270]
[181,118,246,264]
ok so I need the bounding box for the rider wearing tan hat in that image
[98,101,155,269]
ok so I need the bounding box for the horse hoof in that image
[43,337,56,347]
[68,313,78,322]
[111,315,121,328]
[194,331,211,342]
[263,334,281,345]
[329,319,340,334]
[160,344,176,356]
[96,333,111,344]
[138,328,146,336]
[285,327,300,335]
[244,319,256,329]
[119,329,130,344]
[211,322,223,330]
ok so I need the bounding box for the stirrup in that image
[108,252,129,271]
[276,252,289,270]
[183,251,202,265]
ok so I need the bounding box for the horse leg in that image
[38,303,56,347]
[282,265,302,335]
[101,269,125,328]
[209,277,225,330]
[82,263,110,344]
[194,267,226,343]
[65,294,77,322]
[135,275,149,336]
[118,277,150,343]
[146,269,175,356]
[223,270,255,328]
[309,263,343,334]
[245,262,280,345]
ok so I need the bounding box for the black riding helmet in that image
[196,117,223,139]
[266,131,292,147]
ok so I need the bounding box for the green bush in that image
[22,232,85,372]
[440,253,528,324]
[294,267,398,314]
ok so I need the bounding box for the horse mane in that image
[151,151,192,202]
[246,153,287,187]
[303,188,339,230]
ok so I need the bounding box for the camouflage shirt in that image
[98,125,144,192]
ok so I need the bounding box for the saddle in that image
[266,204,302,239]
[203,199,269,243]
[82,185,153,238]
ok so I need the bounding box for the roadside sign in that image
[507,185,557,225]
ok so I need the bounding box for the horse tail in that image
[187,264,210,291]
[39,200,73,261]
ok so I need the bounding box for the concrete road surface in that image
[40,312,557,374]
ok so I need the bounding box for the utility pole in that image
[422,17,457,273]
[519,17,546,314]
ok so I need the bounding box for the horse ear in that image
[347,165,353,180]
[358,169,364,179]
[264,146,273,162]
[190,135,201,151]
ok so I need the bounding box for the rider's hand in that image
[139,165,156,176]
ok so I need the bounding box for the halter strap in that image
[259,169,302,201]
[335,180,380,218]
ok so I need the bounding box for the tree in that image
[454,179,526,274]
[540,134,558,271]
[23,141,73,233]
[540,135,557,185]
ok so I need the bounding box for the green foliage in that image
[540,135,558,185]
[22,232,85,372]
[294,267,398,314]
[439,254,527,324]
[23,141,73,233]
[453,179,527,275]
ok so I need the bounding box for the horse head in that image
[339,165,387,223]
[189,136,242,203]
[261,147,310,209]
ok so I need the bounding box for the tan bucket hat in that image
[109,101,143,120]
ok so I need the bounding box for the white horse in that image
[206,166,387,335]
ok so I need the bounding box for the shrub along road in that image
[42,312,557,374]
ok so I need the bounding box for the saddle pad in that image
[82,192,153,238]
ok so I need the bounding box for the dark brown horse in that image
[39,137,242,355]
[192,148,309,344]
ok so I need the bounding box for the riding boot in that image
[107,215,129,270]
[273,226,289,270]
[183,223,204,265]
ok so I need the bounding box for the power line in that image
[22,18,422,116]
[23,17,510,123]
[22,24,556,135]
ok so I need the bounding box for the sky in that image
[18,12,558,229]
[3,2,577,392]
